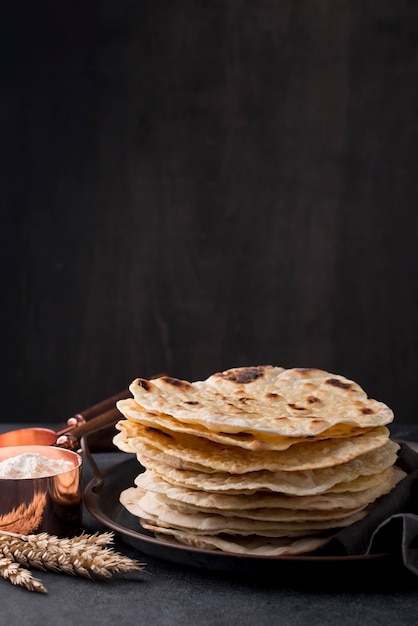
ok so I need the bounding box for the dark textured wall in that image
[2,1,418,424]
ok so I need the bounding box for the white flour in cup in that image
[0,452,74,479]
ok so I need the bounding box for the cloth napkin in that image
[318,442,418,575]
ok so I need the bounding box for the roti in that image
[120,487,370,537]
[116,398,375,451]
[134,465,405,512]
[114,423,391,473]
[113,365,403,556]
[146,528,332,556]
[133,439,400,496]
[127,366,394,437]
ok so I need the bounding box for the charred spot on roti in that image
[325,378,353,390]
[161,376,193,389]
[138,379,152,391]
[287,404,307,411]
[307,396,320,404]
[218,366,268,384]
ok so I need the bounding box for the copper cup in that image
[0,445,82,537]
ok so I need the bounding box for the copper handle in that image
[55,389,130,436]
[55,407,122,451]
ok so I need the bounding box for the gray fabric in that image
[316,444,418,572]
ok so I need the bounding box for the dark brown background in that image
[1,1,418,424]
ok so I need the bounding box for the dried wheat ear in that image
[0,530,144,594]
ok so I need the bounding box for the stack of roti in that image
[113,366,406,557]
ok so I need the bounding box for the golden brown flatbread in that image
[120,487,369,536]
[147,528,331,557]
[130,439,400,496]
[126,366,393,437]
[113,365,404,557]
[114,423,391,473]
[134,465,404,513]
[116,397,375,451]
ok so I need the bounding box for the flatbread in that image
[134,465,404,512]
[114,423,391,473]
[134,439,400,496]
[127,366,394,437]
[147,528,332,556]
[114,365,402,556]
[120,487,369,536]
[116,398,375,451]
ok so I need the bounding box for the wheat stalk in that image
[0,555,47,593]
[0,530,144,593]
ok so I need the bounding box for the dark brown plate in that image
[83,456,402,581]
